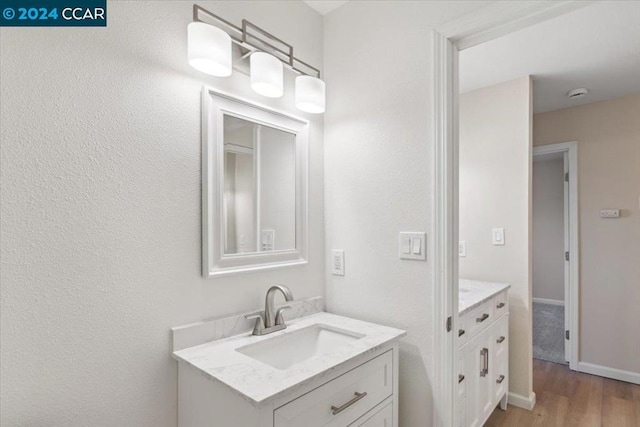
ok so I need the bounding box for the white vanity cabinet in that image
[173,310,405,427]
[177,345,399,427]
[457,285,509,427]
[273,349,396,427]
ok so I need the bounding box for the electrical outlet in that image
[331,250,345,276]
[459,241,467,257]
[261,229,275,251]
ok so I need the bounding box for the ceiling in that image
[459,1,640,113]
[304,1,348,16]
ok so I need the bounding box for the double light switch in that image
[399,232,426,261]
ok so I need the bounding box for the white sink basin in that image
[236,324,364,370]
[460,288,471,293]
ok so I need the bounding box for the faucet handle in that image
[274,306,292,326]
[245,313,265,335]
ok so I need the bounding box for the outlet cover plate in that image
[331,250,345,276]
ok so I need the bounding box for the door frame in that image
[532,141,580,371]
[431,2,591,425]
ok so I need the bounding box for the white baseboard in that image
[507,391,536,410]
[532,297,564,306]
[578,362,640,385]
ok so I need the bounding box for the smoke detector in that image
[567,88,588,99]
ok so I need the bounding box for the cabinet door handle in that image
[331,391,367,415]
[480,348,488,377]
[459,329,465,337]
[496,375,505,384]
[485,348,489,376]
[497,336,505,344]
[476,313,489,323]
[459,374,465,383]
[497,302,505,309]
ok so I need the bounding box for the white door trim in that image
[432,3,590,425]
[533,141,579,371]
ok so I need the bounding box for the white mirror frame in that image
[202,86,309,278]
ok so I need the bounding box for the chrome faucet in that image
[245,285,294,336]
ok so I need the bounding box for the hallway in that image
[486,359,640,426]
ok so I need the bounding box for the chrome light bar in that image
[192,4,321,79]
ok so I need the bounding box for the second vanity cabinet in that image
[457,285,510,427]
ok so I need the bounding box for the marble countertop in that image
[459,279,510,315]
[172,312,406,406]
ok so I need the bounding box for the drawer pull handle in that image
[496,375,505,384]
[459,329,465,337]
[476,313,489,323]
[497,336,505,344]
[497,302,505,309]
[331,391,367,415]
[458,374,465,383]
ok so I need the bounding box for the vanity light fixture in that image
[188,4,325,113]
[295,75,325,114]
[250,52,284,98]
[187,22,232,77]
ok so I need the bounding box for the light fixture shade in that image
[250,52,284,98]
[188,22,232,77]
[295,76,325,114]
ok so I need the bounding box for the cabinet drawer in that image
[493,292,508,318]
[492,314,509,404]
[493,313,508,361]
[274,351,393,427]
[350,401,392,427]
[464,300,494,340]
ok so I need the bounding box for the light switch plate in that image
[492,228,505,246]
[399,232,426,261]
[331,250,345,276]
[459,241,467,257]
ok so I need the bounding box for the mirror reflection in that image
[223,115,296,255]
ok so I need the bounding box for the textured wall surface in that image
[323,1,492,425]
[532,158,565,302]
[459,77,533,400]
[0,2,324,426]
[534,94,640,374]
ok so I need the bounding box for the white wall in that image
[323,1,492,425]
[259,127,296,250]
[534,94,640,374]
[532,158,565,302]
[458,77,533,400]
[0,2,324,426]
[224,153,238,253]
[234,153,257,253]
[224,125,257,253]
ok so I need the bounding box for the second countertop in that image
[459,279,510,315]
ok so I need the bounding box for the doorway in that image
[532,142,579,368]
[431,3,589,425]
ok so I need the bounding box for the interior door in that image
[563,152,571,363]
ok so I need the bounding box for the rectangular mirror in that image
[202,88,308,277]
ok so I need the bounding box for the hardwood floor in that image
[485,359,640,426]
